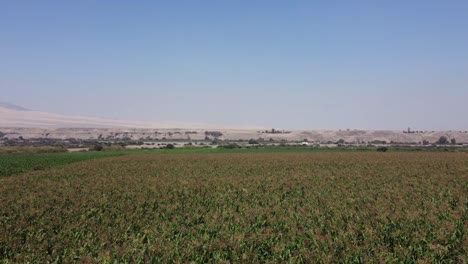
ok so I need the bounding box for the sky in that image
[1,0,467,130]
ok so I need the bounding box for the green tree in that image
[436,136,449,144]
[248,139,259,144]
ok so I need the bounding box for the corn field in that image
[1,152,467,263]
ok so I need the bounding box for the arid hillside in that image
[1,127,468,144]
[1,103,467,143]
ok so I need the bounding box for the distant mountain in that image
[0,102,30,111]
[0,104,195,128]
[0,102,256,129]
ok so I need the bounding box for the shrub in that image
[376,146,388,152]
[93,145,104,151]
[166,144,175,149]
[218,143,241,149]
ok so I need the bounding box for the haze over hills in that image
[0,102,31,111]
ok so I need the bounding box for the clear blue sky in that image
[1,0,467,130]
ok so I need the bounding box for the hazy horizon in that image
[1,1,468,130]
